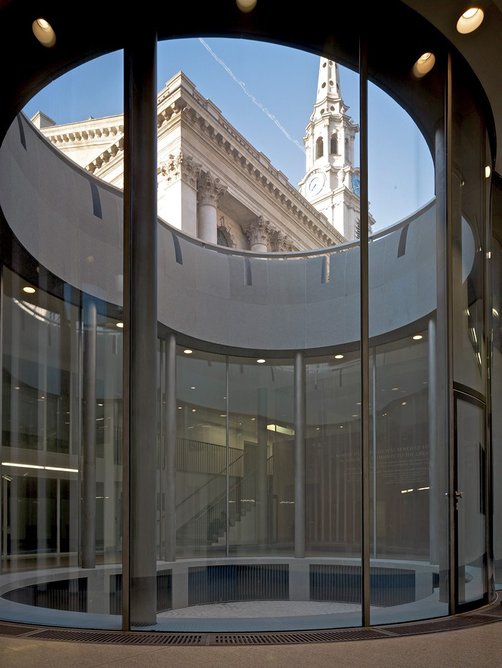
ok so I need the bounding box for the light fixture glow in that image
[116,322,124,329]
[334,354,344,360]
[256,358,266,364]
[392,387,399,391]
[412,52,436,78]
[267,424,295,436]
[413,334,423,341]
[2,462,44,470]
[191,408,196,413]
[22,286,36,294]
[456,7,484,34]
[32,18,56,48]
[485,165,491,178]
[183,349,193,355]
[402,401,407,406]
[418,486,430,491]
[1,461,79,473]
[236,0,257,13]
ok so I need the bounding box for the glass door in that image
[454,391,488,610]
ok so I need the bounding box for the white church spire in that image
[315,57,342,106]
[299,56,361,241]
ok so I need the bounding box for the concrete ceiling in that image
[402,0,502,173]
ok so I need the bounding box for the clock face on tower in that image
[306,172,325,196]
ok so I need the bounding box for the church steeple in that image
[315,58,342,107]
[299,57,361,241]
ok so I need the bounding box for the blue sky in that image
[24,37,434,231]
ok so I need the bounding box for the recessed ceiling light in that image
[456,7,484,34]
[32,18,56,48]
[334,354,344,359]
[257,358,266,364]
[392,387,399,391]
[191,408,196,413]
[184,349,193,354]
[236,0,257,13]
[413,334,423,341]
[485,165,491,178]
[116,322,124,329]
[178,406,182,410]
[22,286,36,294]
[402,401,407,406]
[412,52,436,78]
[190,386,196,390]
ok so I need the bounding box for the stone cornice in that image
[41,116,124,147]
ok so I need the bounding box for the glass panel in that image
[368,52,448,622]
[0,51,123,628]
[451,65,488,394]
[227,357,294,557]
[175,349,227,558]
[492,176,502,588]
[456,396,486,605]
[305,350,362,626]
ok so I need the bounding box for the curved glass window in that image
[0,16,494,633]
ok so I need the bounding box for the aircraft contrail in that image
[199,38,304,154]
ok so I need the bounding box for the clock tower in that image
[299,58,361,241]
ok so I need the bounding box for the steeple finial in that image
[316,58,342,105]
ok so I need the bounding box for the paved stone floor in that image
[1,621,502,667]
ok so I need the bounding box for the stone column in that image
[197,172,226,243]
[158,151,199,236]
[246,216,272,253]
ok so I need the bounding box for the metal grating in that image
[30,628,206,645]
[386,615,488,636]
[0,623,38,636]
[210,628,388,645]
[1,603,502,647]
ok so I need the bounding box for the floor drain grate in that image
[2,601,502,646]
[0,623,38,636]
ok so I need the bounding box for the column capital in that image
[197,171,227,206]
[271,229,295,252]
[158,151,199,188]
[245,216,273,251]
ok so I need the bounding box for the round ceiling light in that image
[412,52,436,78]
[456,8,484,34]
[236,0,257,12]
[22,286,36,294]
[32,18,56,48]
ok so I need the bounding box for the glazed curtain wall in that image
[0,36,494,631]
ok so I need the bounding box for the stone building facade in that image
[33,58,364,251]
